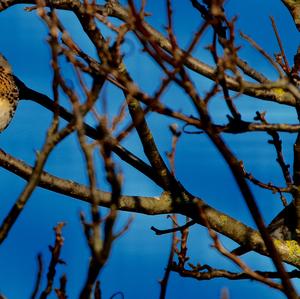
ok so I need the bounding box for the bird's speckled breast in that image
[0,99,15,131]
[0,68,19,131]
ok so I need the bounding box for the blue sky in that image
[0,1,299,298]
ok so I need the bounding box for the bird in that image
[0,54,19,132]
[232,201,297,255]
[0,53,100,136]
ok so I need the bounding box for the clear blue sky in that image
[0,1,298,298]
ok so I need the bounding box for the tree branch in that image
[0,148,299,267]
[0,1,297,106]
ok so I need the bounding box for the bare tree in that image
[0,0,300,298]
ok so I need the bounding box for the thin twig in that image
[240,31,285,78]
[30,254,43,299]
[151,220,196,235]
[39,223,66,299]
[54,274,67,299]
[270,16,290,73]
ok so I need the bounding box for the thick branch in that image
[171,264,300,281]
[104,1,297,106]
[0,1,297,107]
[0,149,299,267]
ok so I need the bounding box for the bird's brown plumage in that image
[0,54,19,132]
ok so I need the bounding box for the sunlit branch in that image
[0,148,299,268]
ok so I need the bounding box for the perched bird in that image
[0,53,96,136]
[0,54,19,132]
[232,201,297,255]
